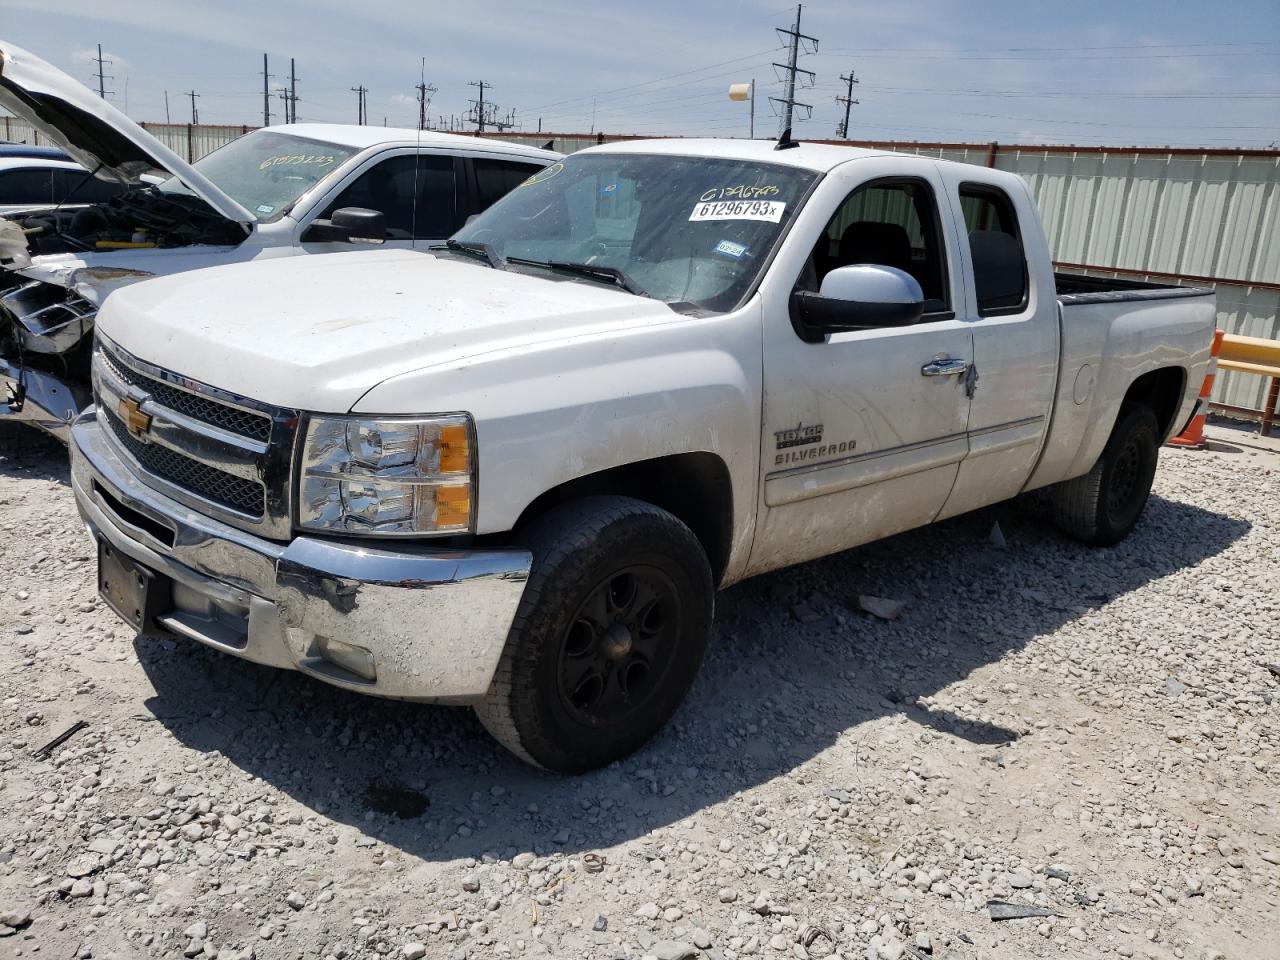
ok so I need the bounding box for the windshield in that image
[451,153,818,313]
[159,131,358,222]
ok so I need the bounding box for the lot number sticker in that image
[689,199,786,223]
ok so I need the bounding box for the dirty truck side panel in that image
[932,170,1059,520]
[747,155,975,577]
[1025,293,1215,493]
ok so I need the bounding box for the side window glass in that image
[0,168,54,205]
[52,169,126,204]
[322,155,455,239]
[959,184,1028,315]
[806,180,950,315]
[473,159,545,212]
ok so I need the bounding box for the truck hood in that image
[0,40,254,225]
[97,249,682,412]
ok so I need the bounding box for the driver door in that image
[747,157,973,576]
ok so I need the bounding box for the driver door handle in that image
[921,358,969,377]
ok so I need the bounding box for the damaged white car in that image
[0,40,559,440]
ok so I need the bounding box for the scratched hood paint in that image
[96,249,679,412]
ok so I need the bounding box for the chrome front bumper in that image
[1,356,90,443]
[70,410,532,702]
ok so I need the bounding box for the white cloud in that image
[389,93,416,106]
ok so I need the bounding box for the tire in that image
[474,496,713,773]
[1051,403,1160,547]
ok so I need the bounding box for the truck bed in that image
[1055,271,1213,305]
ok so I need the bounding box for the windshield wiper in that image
[437,238,505,269]
[539,260,647,297]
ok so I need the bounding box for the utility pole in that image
[186,90,200,125]
[351,85,368,124]
[277,87,291,122]
[468,80,491,133]
[164,90,171,124]
[415,80,437,131]
[92,44,112,100]
[835,69,859,139]
[289,58,298,123]
[770,4,818,138]
[261,54,273,126]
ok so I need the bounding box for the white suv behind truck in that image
[0,40,558,439]
[70,138,1215,772]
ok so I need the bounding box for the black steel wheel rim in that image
[555,565,682,725]
[1108,435,1143,514]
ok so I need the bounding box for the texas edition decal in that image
[773,422,856,466]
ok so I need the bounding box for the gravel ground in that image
[1,421,1278,960]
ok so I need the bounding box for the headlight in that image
[297,414,474,535]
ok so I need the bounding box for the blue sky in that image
[3,0,1277,147]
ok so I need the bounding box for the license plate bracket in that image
[97,539,172,633]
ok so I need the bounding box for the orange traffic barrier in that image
[1168,328,1224,448]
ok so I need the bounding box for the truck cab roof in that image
[273,123,561,162]
[581,136,1025,188]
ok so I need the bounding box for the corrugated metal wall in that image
[6,111,1279,415]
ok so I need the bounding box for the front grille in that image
[102,407,266,518]
[99,347,272,443]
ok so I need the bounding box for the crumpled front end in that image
[0,265,152,441]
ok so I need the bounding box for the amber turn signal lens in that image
[435,485,471,528]
[438,423,471,474]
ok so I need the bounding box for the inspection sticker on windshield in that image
[689,199,785,223]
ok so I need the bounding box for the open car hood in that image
[0,40,254,226]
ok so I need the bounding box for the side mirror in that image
[302,207,386,244]
[790,265,924,343]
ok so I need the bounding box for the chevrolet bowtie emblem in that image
[120,396,152,438]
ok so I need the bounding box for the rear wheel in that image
[1051,403,1160,546]
[475,496,712,773]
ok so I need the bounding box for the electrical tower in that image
[186,90,200,125]
[468,80,496,133]
[351,85,368,124]
[835,69,859,139]
[415,80,437,130]
[261,54,273,126]
[770,3,818,138]
[91,44,113,100]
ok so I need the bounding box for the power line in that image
[523,47,779,114]
[770,3,818,137]
[835,69,859,139]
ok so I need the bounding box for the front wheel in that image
[1051,403,1160,546]
[475,496,713,773]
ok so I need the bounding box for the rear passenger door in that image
[466,156,547,218]
[934,172,1059,520]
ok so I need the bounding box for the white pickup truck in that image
[69,137,1215,772]
[0,40,557,439]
